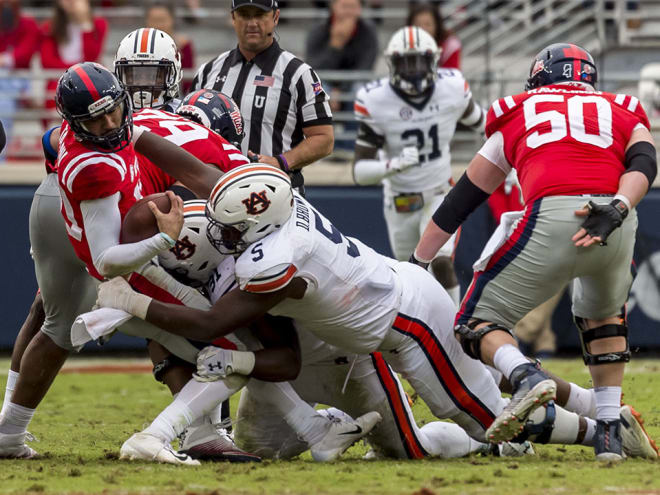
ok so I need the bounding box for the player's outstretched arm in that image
[134,130,222,198]
[97,276,303,341]
[412,153,505,263]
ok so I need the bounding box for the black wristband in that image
[431,173,490,233]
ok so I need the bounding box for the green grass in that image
[0,358,658,495]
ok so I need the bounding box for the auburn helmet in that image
[176,89,245,148]
[55,62,133,152]
[525,43,597,91]
[385,26,440,97]
[114,28,182,109]
[206,164,293,254]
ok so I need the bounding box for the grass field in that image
[0,357,658,495]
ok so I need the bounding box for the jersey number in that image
[136,109,209,146]
[400,124,441,163]
[313,211,360,258]
[523,94,613,149]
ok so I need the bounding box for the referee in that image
[192,0,334,189]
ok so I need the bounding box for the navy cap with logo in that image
[231,0,279,11]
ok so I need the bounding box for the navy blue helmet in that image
[525,43,597,91]
[176,89,245,148]
[55,62,133,152]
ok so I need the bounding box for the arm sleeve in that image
[81,194,172,278]
[353,158,390,185]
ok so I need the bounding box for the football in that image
[120,192,171,243]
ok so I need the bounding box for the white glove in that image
[195,345,256,382]
[387,146,419,173]
[96,277,152,320]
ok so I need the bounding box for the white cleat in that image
[497,440,535,457]
[310,411,382,462]
[486,379,556,443]
[0,431,38,459]
[620,405,659,460]
[179,422,261,463]
[120,432,200,466]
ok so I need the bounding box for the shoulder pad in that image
[60,152,127,198]
[611,93,651,129]
[485,95,521,138]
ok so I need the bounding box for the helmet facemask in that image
[205,212,254,255]
[115,59,177,109]
[389,52,438,96]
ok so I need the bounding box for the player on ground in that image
[352,26,484,306]
[410,43,658,461]
[94,164,658,463]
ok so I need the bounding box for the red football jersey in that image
[57,121,143,280]
[485,84,650,204]
[133,108,250,196]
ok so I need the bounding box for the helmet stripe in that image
[149,28,156,54]
[140,28,151,53]
[132,29,139,53]
[408,26,415,50]
[72,64,100,101]
[187,89,207,106]
[210,166,290,203]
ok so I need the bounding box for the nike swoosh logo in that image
[168,448,191,461]
[339,425,363,435]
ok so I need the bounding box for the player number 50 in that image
[523,94,613,149]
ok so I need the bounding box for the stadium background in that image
[2,0,660,353]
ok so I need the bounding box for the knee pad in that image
[454,320,514,361]
[574,316,630,366]
[152,354,193,383]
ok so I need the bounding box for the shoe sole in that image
[486,379,557,443]
[182,448,261,463]
[621,405,659,459]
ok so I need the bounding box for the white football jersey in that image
[234,194,402,354]
[354,69,472,193]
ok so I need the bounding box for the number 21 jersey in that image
[485,84,650,204]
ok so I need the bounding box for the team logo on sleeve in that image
[169,236,196,260]
[242,190,271,215]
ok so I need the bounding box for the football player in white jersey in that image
[95,164,659,462]
[353,26,484,305]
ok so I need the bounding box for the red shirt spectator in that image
[0,1,40,69]
[407,2,462,70]
[40,0,107,109]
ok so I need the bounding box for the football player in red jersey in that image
[411,43,658,461]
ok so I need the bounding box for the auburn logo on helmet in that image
[242,190,271,215]
[169,236,196,260]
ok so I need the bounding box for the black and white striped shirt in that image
[191,40,332,159]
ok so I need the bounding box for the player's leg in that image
[383,195,421,261]
[570,204,640,461]
[2,291,44,417]
[420,193,460,306]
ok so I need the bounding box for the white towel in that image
[472,210,525,272]
[71,307,132,349]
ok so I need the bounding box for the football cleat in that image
[495,441,536,457]
[594,419,624,462]
[310,411,382,462]
[179,422,261,463]
[486,363,556,443]
[0,431,38,459]
[120,432,200,466]
[620,405,659,460]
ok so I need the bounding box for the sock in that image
[594,386,621,421]
[1,370,19,417]
[581,418,597,446]
[145,377,244,443]
[565,383,597,418]
[493,344,530,382]
[0,402,35,435]
[246,380,330,446]
[420,421,485,458]
[446,286,460,308]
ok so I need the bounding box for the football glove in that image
[387,146,419,174]
[195,346,236,382]
[580,199,629,246]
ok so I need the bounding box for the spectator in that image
[407,2,461,69]
[40,0,107,111]
[0,0,40,70]
[305,0,377,150]
[145,1,195,95]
